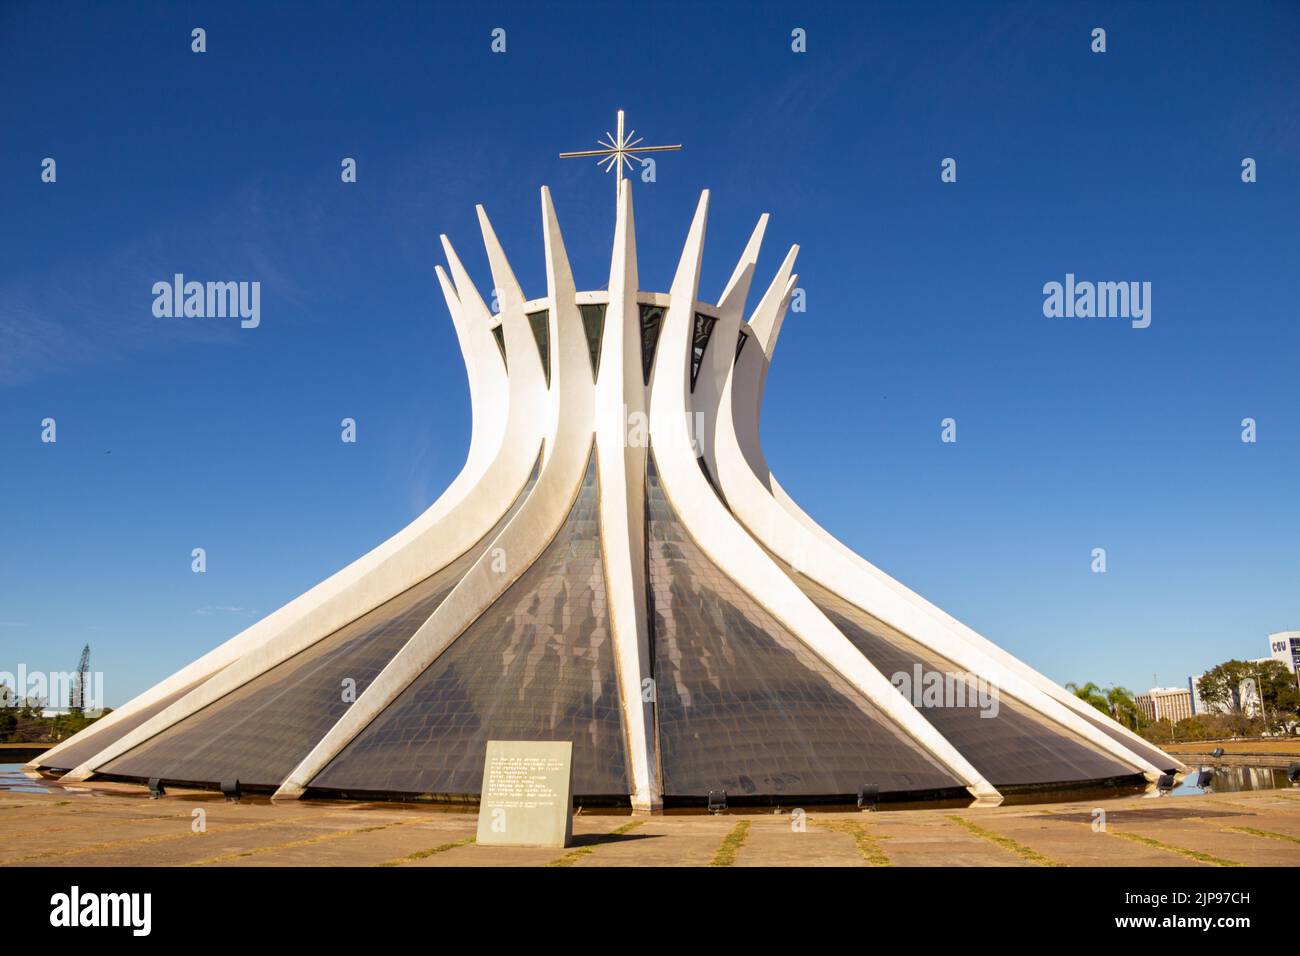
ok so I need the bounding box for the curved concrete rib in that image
[274,186,597,799]
[595,180,660,812]
[694,213,767,484]
[438,236,509,485]
[705,275,1162,779]
[36,229,525,774]
[730,246,797,485]
[59,218,549,782]
[730,264,1181,775]
[647,190,1000,804]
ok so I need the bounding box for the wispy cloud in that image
[0,180,316,388]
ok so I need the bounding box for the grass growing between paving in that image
[378,836,475,866]
[814,818,892,866]
[709,820,751,867]
[947,815,1064,867]
[1222,826,1300,846]
[547,820,644,867]
[1108,830,1240,866]
[4,818,288,865]
[188,821,410,866]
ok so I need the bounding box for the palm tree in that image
[1105,686,1144,730]
[1066,682,1147,730]
[1065,682,1110,715]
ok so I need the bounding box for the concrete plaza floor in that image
[4,778,1300,867]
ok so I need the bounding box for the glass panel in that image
[1072,708,1179,772]
[697,455,725,505]
[39,673,220,772]
[98,455,541,789]
[646,455,960,798]
[735,327,749,361]
[792,573,1139,786]
[690,312,717,391]
[311,450,629,798]
[639,304,665,385]
[578,303,605,380]
[526,309,550,387]
[490,323,507,370]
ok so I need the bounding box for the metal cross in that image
[559,109,682,194]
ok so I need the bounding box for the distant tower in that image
[71,644,90,715]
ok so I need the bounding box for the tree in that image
[1198,660,1251,713]
[1105,686,1145,730]
[1066,682,1146,729]
[1066,682,1110,714]
[1198,658,1300,730]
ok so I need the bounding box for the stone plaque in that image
[475,740,573,848]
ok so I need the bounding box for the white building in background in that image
[27,112,1182,809]
[1189,656,1280,718]
[1137,687,1194,724]
[1268,631,1300,675]
[1188,675,1218,716]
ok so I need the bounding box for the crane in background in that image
[71,644,90,716]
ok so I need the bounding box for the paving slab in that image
[733,815,867,867]
[869,812,1036,867]
[569,816,720,867]
[1105,818,1298,867]
[965,812,1192,866]
[4,781,1300,867]
[24,823,325,867]
[406,814,633,867]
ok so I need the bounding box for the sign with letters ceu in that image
[475,740,573,848]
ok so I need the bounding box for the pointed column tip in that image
[717,212,771,311]
[477,203,524,309]
[684,189,711,235]
[433,264,461,309]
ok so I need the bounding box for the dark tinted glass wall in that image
[100,459,539,788]
[646,456,960,798]
[42,675,218,772]
[312,451,629,797]
[793,573,1137,787]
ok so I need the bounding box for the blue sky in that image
[1,0,1296,706]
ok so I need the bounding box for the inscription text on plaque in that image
[475,740,574,848]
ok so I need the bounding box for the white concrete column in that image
[274,186,597,799]
[709,281,1164,777]
[595,180,662,813]
[647,191,1000,804]
[730,279,1180,776]
[60,218,549,781]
